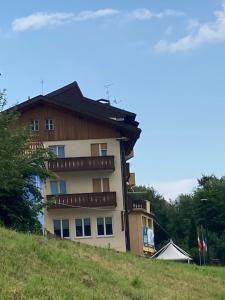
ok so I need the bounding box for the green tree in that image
[0,91,54,232]
[134,175,225,264]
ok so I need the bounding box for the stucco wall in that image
[43,138,126,252]
[45,208,126,252]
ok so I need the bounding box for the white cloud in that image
[74,9,120,21]
[11,7,184,32]
[12,9,120,32]
[186,19,201,31]
[12,12,74,32]
[154,1,225,53]
[130,8,184,20]
[149,178,196,201]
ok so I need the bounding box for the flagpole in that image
[201,225,206,265]
[197,228,202,266]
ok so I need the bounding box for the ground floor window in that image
[53,219,69,238]
[75,218,91,237]
[97,217,113,236]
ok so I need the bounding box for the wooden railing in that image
[47,192,117,209]
[47,156,115,172]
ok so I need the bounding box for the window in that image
[50,180,67,194]
[100,143,107,156]
[31,120,39,131]
[53,219,69,238]
[49,145,65,158]
[45,119,54,130]
[148,219,152,228]
[142,216,152,229]
[75,218,91,237]
[142,216,147,227]
[97,217,113,236]
[92,178,110,193]
[91,143,108,156]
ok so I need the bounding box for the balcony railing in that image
[128,192,152,214]
[47,191,117,209]
[47,156,115,172]
[128,198,147,211]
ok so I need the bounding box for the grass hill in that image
[0,227,225,300]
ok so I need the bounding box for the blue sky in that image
[1,0,225,199]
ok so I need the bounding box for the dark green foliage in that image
[134,175,225,264]
[0,91,53,232]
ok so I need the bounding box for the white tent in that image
[152,239,192,262]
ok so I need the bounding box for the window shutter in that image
[100,143,107,150]
[102,178,110,192]
[91,144,99,156]
[92,178,102,193]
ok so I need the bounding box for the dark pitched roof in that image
[15,82,141,153]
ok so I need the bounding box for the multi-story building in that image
[16,81,154,254]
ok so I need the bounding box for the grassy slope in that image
[0,227,225,300]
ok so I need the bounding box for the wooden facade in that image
[18,103,120,142]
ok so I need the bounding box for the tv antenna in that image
[112,97,122,105]
[104,83,113,101]
[41,79,44,95]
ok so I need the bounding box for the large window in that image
[97,217,113,236]
[75,218,91,237]
[49,145,65,158]
[31,120,39,131]
[50,180,67,194]
[53,219,69,238]
[45,119,54,130]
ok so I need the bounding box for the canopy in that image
[152,239,192,262]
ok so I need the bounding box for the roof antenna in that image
[104,83,113,102]
[112,97,122,105]
[41,79,44,95]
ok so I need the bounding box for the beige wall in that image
[43,138,126,252]
[45,208,126,252]
[129,213,143,256]
[129,211,155,256]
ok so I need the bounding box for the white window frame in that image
[53,219,70,238]
[31,119,39,131]
[96,216,114,237]
[75,218,92,238]
[48,145,65,158]
[100,144,108,156]
[50,180,67,195]
[45,119,54,130]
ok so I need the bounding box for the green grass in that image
[0,227,225,300]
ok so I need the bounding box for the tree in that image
[134,175,225,264]
[0,91,54,232]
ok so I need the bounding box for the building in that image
[15,81,154,254]
[128,191,155,256]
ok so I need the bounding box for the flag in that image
[198,234,202,252]
[203,238,208,252]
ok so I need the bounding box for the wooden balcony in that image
[47,156,115,172]
[47,191,117,209]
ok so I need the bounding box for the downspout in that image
[119,138,131,251]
